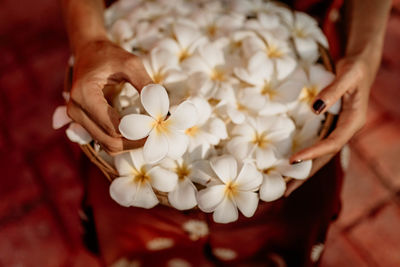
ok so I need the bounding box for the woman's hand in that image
[67,39,152,154]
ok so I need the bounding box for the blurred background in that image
[0,0,399,266]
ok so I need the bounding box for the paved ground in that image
[0,1,399,266]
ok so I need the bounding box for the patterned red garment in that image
[84,0,346,266]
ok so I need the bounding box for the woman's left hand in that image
[285,54,376,196]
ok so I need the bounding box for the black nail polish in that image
[312,99,326,114]
[291,159,303,165]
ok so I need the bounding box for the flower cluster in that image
[54,0,339,223]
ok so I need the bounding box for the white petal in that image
[168,101,198,130]
[166,131,189,159]
[52,106,72,129]
[208,117,228,140]
[168,178,197,210]
[210,155,237,184]
[328,98,342,114]
[294,37,319,62]
[143,131,169,163]
[255,148,277,170]
[259,172,286,202]
[227,137,252,160]
[129,149,147,171]
[309,64,335,89]
[148,166,178,192]
[141,84,170,119]
[109,176,136,207]
[235,191,259,218]
[277,159,312,180]
[235,163,263,191]
[132,182,159,209]
[190,160,215,185]
[119,114,154,140]
[197,185,226,212]
[276,56,296,80]
[114,152,134,176]
[213,197,238,224]
[66,123,92,145]
[227,106,245,124]
[188,97,212,125]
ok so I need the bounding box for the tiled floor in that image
[0,1,399,266]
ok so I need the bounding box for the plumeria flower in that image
[119,84,198,163]
[197,155,263,223]
[283,11,329,62]
[160,147,214,210]
[286,65,340,127]
[52,95,92,145]
[184,97,227,152]
[155,22,207,63]
[258,158,312,202]
[227,115,295,169]
[110,149,178,208]
[242,32,297,80]
[112,82,142,116]
[291,116,323,153]
[143,47,187,85]
[182,41,237,99]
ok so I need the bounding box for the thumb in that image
[311,63,361,114]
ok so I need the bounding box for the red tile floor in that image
[0,1,399,266]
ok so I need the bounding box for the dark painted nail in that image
[312,99,326,114]
[291,159,303,165]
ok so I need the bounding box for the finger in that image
[67,101,145,154]
[72,82,122,138]
[312,65,361,114]
[125,57,153,91]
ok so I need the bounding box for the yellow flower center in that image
[252,132,269,148]
[211,67,226,81]
[185,125,199,137]
[294,27,307,38]
[263,167,276,175]
[299,85,318,105]
[132,166,150,185]
[179,49,190,62]
[208,98,221,106]
[225,181,238,199]
[267,45,283,58]
[152,72,165,84]
[207,24,217,37]
[152,116,171,135]
[261,83,277,100]
[176,163,191,181]
[236,102,247,111]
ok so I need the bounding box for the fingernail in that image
[291,159,303,165]
[312,99,326,114]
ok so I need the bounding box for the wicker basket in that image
[65,44,337,207]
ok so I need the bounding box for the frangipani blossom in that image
[112,82,142,116]
[227,115,295,169]
[197,155,263,223]
[284,12,329,62]
[119,84,198,163]
[143,47,186,86]
[182,42,237,99]
[52,105,92,145]
[258,158,312,202]
[160,147,214,210]
[242,32,297,80]
[291,116,323,153]
[184,97,227,152]
[110,149,178,208]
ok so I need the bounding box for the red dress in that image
[82,1,345,266]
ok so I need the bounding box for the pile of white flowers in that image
[53,0,341,223]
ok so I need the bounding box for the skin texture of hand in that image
[67,39,152,154]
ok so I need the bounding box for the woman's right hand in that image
[67,39,153,155]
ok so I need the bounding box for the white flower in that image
[291,117,323,153]
[160,147,214,210]
[110,149,178,208]
[143,47,186,85]
[197,155,262,223]
[182,42,236,99]
[52,105,92,145]
[155,22,207,63]
[182,219,209,241]
[242,32,297,80]
[259,158,312,202]
[112,82,141,116]
[184,97,227,151]
[286,65,339,126]
[285,12,329,62]
[227,115,295,169]
[119,84,198,163]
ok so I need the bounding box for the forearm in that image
[344,0,391,73]
[61,0,108,55]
